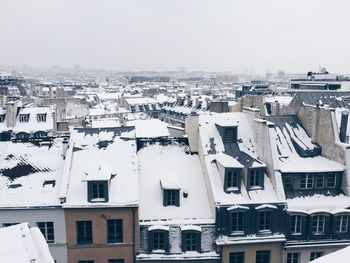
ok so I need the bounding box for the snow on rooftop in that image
[126,97,157,105]
[127,119,170,138]
[198,113,281,205]
[13,106,54,134]
[309,245,350,263]
[264,95,293,106]
[287,194,350,214]
[268,121,345,173]
[0,139,65,207]
[138,143,213,224]
[0,223,54,263]
[62,127,138,207]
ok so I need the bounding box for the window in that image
[310,252,323,261]
[19,114,29,122]
[259,211,271,232]
[76,221,93,245]
[256,250,270,263]
[37,113,47,122]
[163,189,179,207]
[300,174,313,189]
[335,215,349,233]
[229,252,244,263]
[311,215,326,234]
[34,131,47,138]
[326,173,336,188]
[78,261,94,263]
[183,231,200,252]
[249,169,263,188]
[152,231,165,251]
[284,176,293,190]
[315,173,324,189]
[223,127,237,143]
[231,212,244,233]
[226,170,239,189]
[16,132,29,139]
[37,222,55,243]
[290,215,302,235]
[107,219,123,243]
[88,181,108,202]
[0,114,4,123]
[108,260,125,263]
[287,253,299,263]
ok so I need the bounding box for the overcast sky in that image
[0,0,349,74]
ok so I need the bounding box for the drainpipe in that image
[339,110,349,143]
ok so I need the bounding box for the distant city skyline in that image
[1,0,349,74]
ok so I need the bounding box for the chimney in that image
[339,110,349,143]
[5,100,19,128]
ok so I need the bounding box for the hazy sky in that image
[1,0,349,73]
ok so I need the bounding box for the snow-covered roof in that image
[309,245,350,263]
[287,194,350,214]
[0,223,54,263]
[126,97,157,105]
[266,115,345,173]
[198,112,280,205]
[264,95,293,106]
[138,143,213,225]
[126,119,169,138]
[13,106,54,134]
[61,127,138,207]
[0,139,65,207]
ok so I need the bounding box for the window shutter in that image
[163,190,166,207]
[260,170,264,188]
[181,232,185,252]
[148,231,154,253]
[104,181,109,202]
[87,182,92,202]
[164,231,169,253]
[196,232,201,252]
[175,190,180,207]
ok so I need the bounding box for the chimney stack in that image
[340,110,349,143]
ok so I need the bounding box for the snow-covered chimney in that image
[339,110,349,143]
[185,111,199,153]
[5,100,19,128]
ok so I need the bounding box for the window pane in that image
[107,219,123,243]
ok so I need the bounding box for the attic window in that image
[163,189,180,207]
[88,181,109,203]
[223,127,237,143]
[37,113,47,122]
[8,183,22,189]
[43,180,56,188]
[19,114,29,123]
[0,114,5,123]
[225,169,241,193]
[248,168,264,189]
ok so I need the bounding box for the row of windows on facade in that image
[2,220,123,245]
[229,251,323,263]
[17,113,47,123]
[283,172,340,190]
[227,211,349,235]
[148,230,201,252]
[224,168,264,193]
[16,131,48,139]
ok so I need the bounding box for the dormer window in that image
[19,114,29,123]
[223,127,237,143]
[163,189,180,207]
[225,169,241,193]
[87,181,108,202]
[37,113,47,122]
[0,114,5,123]
[248,168,264,189]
